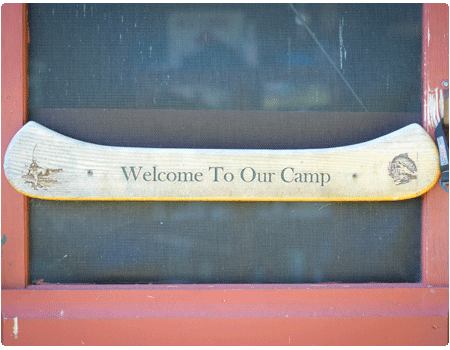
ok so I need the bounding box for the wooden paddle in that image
[3,121,439,201]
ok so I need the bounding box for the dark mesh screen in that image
[27,4,423,284]
[28,3,422,112]
[29,200,422,284]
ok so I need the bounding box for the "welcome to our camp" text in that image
[121,166,331,186]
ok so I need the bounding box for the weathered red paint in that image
[421,3,449,287]
[1,3,449,346]
[2,287,448,319]
[1,3,28,289]
[2,316,449,346]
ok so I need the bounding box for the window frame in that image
[1,3,448,345]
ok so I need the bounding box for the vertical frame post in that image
[1,3,28,288]
[421,3,449,287]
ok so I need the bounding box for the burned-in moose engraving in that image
[388,153,417,185]
[22,145,62,190]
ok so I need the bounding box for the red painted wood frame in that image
[1,4,448,346]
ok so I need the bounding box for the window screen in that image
[27,3,423,284]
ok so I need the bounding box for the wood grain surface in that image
[3,121,439,201]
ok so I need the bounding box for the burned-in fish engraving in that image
[388,153,417,185]
[22,145,62,190]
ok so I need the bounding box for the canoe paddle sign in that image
[4,121,440,201]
